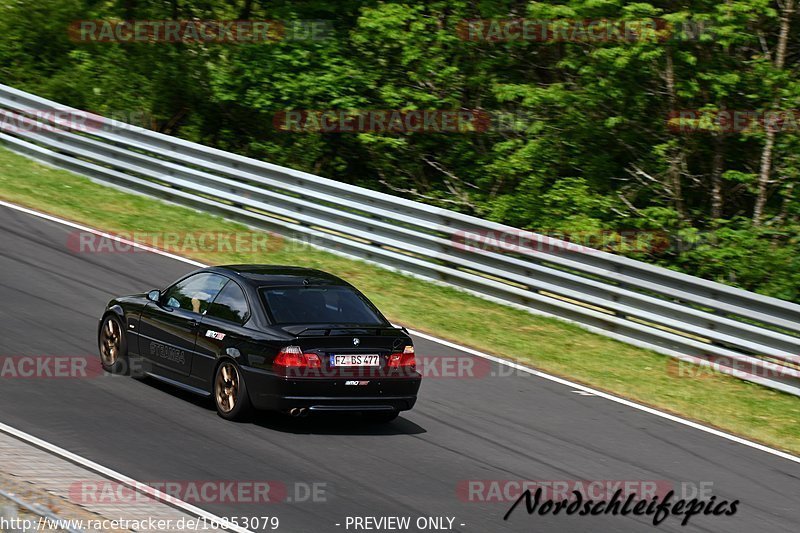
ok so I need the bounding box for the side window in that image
[206,281,250,324]
[162,273,228,314]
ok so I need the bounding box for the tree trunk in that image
[774,180,795,226]
[754,133,776,224]
[754,0,795,225]
[121,0,138,20]
[710,136,724,221]
[664,51,687,221]
[240,0,254,20]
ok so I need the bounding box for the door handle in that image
[189,319,200,329]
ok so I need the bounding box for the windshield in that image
[260,286,385,325]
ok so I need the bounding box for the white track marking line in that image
[0,199,206,267]
[0,420,253,533]
[407,329,800,464]
[2,198,799,467]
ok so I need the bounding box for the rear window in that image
[260,286,385,325]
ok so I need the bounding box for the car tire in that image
[362,411,399,424]
[99,314,129,375]
[214,360,252,420]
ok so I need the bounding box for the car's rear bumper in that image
[240,366,422,412]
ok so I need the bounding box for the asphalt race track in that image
[0,203,797,533]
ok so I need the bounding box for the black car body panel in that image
[99,265,422,414]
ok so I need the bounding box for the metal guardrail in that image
[1,83,799,395]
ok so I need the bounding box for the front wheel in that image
[99,315,128,374]
[214,361,251,420]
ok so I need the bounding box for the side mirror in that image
[147,289,160,303]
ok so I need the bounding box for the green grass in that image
[1,145,799,454]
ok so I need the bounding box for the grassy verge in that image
[1,146,799,454]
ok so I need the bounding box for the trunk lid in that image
[280,324,412,377]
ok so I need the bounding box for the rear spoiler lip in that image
[280,324,407,337]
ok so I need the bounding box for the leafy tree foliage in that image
[1,0,798,300]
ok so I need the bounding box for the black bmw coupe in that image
[98,265,422,422]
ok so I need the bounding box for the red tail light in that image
[388,345,416,369]
[274,346,321,369]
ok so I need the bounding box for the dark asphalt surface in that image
[0,203,797,533]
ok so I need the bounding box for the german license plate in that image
[332,354,380,367]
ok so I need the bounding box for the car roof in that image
[207,265,350,288]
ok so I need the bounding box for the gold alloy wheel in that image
[215,362,239,413]
[100,317,120,366]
